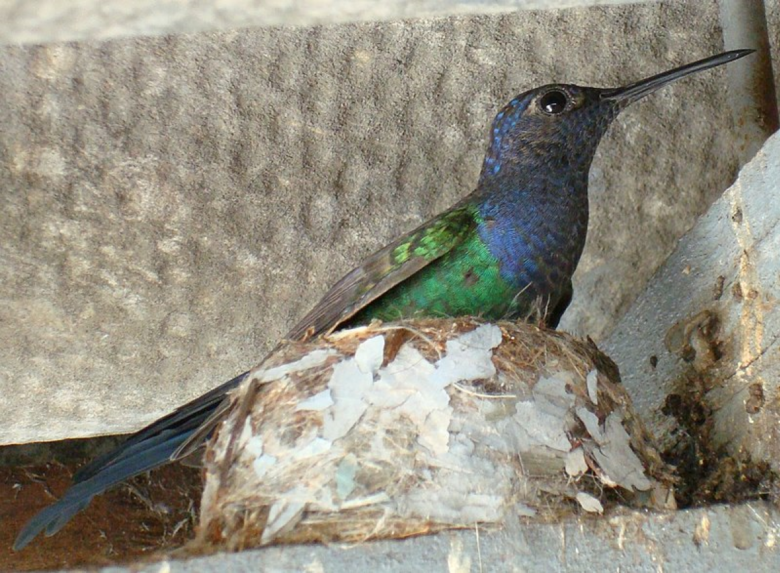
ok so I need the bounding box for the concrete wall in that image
[102,502,779,573]
[2,1,780,572]
[0,1,652,45]
[2,0,770,444]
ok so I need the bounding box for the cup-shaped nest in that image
[195,318,675,552]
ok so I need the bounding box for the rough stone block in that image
[101,502,780,572]
[0,1,654,45]
[0,3,747,443]
[605,130,780,501]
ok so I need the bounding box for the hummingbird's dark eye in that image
[539,90,569,115]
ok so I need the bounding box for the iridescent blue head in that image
[480,50,753,184]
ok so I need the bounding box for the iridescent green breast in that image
[350,231,522,324]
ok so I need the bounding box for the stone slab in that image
[0,0,653,46]
[96,502,779,573]
[605,130,780,476]
[0,2,751,444]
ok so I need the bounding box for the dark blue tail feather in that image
[13,371,248,551]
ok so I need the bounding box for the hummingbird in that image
[14,49,752,550]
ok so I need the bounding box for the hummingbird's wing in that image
[14,204,477,550]
[171,204,477,458]
[286,205,477,340]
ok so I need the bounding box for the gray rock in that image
[0,3,751,443]
[99,502,780,573]
[0,1,654,45]
[605,130,780,481]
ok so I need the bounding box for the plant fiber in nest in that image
[194,318,675,552]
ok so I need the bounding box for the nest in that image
[194,318,675,552]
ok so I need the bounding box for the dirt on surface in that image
[660,373,779,509]
[0,455,202,571]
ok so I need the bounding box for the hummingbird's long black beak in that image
[601,49,754,105]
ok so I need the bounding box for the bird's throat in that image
[475,164,591,304]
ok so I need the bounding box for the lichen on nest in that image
[194,318,675,552]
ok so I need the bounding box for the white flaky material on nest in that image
[196,319,675,551]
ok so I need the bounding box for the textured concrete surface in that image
[97,502,780,573]
[766,1,780,116]
[719,0,779,162]
[0,0,651,45]
[605,131,780,476]
[0,1,761,444]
